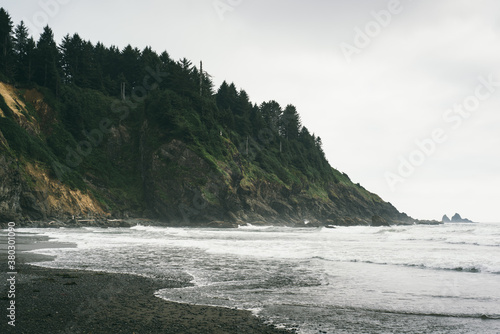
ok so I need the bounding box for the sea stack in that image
[450,213,474,223]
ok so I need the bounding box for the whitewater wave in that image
[308,256,500,275]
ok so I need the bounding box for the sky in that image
[2,0,500,222]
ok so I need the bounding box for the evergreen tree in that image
[0,7,13,77]
[57,34,96,88]
[216,81,238,111]
[103,45,122,95]
[59,33,82,84]
[13,21,35,83]
[197,62,214,98]
[25,37,36,83]
[260,100,282,132]
[34,26,60,92]
[315,136,323,152]
[215,81,238,129]
[90,42,114,94]
[141,46,160,71]
[249,103,266,136]
[179,57,192,73]
[174,57,197,96]
[280,104,301,140]
[120,45,142,89]
[299,126,313,147]
[234,89,252,136]
[80,40,96,88]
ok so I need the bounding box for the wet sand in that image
[0,233,294,334]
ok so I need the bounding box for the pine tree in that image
[58,33,96,88]
[34,26,60,92]
[178,57,192,73]
[280,104,302,140]
[198,63,214,98]
[121,45,142,89]
[80,40,96,88]
[59,33,80,84]
[13,21,35,83]
[25,37,36,83]
[234,89,252,136]
[0,8,13,77]
[260,100,282,132]
[174,57,197,96]
[141,46,160,70]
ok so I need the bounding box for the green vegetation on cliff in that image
[0,7,410,225]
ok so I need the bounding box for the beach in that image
[0,233,294,334]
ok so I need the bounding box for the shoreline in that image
[0,233,295,334]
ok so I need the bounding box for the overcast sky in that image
[3,0,500,222]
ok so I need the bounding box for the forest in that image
[0,7,405,226]
[0,7,339,189]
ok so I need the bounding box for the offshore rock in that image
[451,213,474,223]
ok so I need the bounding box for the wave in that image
[444,240,500,248]
[129,225,191,236]
[130,224,164,231]
[237,224,275,231]
[252,302,500,321]
[310,256,500,275]
[351,306,500,320]
[375,261,499,275]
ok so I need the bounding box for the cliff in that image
[0,82,412,227]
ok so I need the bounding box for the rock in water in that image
[451,213,473,223]
[442,215,451,223]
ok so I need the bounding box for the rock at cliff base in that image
[371,215,390,227]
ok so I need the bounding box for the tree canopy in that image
[0,7,336,186]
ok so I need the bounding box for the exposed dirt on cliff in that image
[24,162,105,216]
[0,85,105,222]
[0,83,40,136]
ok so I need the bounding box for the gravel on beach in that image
[0,234,295,334]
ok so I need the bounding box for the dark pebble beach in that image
[0,234,295,334]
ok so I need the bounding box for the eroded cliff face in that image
[0,156,104,222]
[0,83,105,224]
[0,155,22,221]
[142,138,410,226]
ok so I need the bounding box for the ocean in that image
[20,222,500,333]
